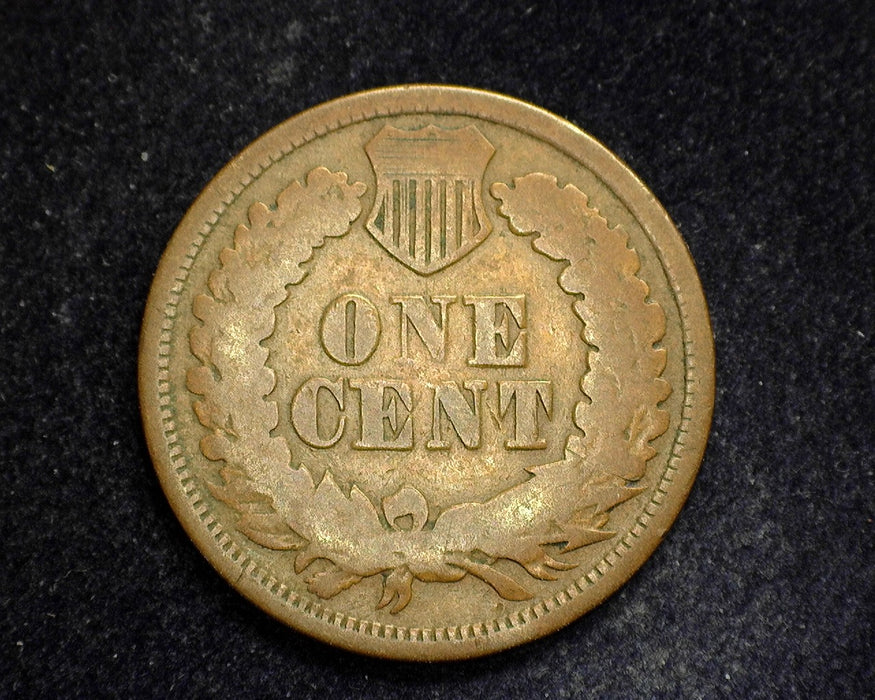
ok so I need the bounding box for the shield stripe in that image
[398,178,408,255]
[390,180,399,247]
[414,179,426,262]
[444,180,459,257]
[438,179,448,259]
[424,179,434,265]
[412,179,418,258]
[454,179,461,255]
[461,179,473,249]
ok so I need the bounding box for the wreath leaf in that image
[188,167,367,554]
[455,560,534,601]
[492,173,670,482]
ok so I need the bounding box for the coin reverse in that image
[139,85,714,660]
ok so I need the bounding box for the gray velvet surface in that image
[1,1,872,697]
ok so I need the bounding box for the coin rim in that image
[139,85,715,661]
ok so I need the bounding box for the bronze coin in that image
[139,85,714,660]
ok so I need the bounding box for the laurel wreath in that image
[186,167,669,612]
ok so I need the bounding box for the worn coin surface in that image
[140,85,714,660]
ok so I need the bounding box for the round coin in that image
[140,85,714,660]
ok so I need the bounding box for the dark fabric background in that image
[1,1,872,697]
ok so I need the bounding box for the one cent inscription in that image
[140,86,714,660]
[295,290,549,452]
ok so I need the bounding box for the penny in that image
[139,86,714,660]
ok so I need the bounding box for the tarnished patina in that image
[139,86,714,660]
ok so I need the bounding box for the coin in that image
[139,85,714,660]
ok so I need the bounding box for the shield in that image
[365,125,495,275]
